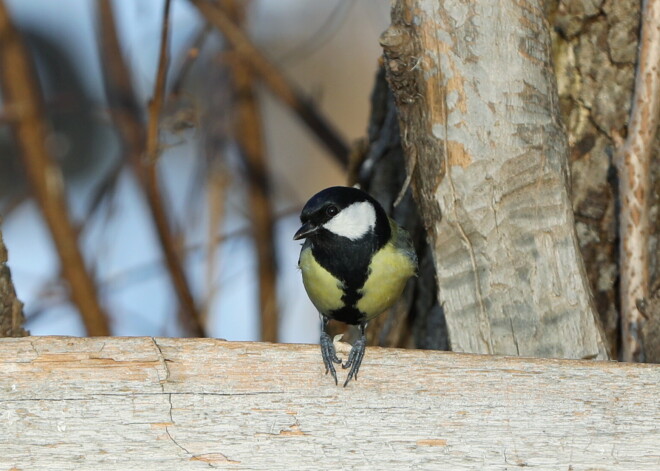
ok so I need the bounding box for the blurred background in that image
[0,0,390,342]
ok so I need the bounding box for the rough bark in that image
[548,0,660,361]
[640,282,660,363]
[614,0,660,362]
[0,230,27,337]
[381,0,609,359]
[352,67,448,351]
[548,0,636,359]
[1,337,658,470]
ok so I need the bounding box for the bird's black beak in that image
[293,221,318,240]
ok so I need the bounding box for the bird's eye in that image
[326,205,338,217]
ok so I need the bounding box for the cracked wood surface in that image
[1,337,659,470]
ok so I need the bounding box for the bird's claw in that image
[320,331,342,385]
[342,335,366,387]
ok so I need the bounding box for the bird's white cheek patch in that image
[323,201,376,240]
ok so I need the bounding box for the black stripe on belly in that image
[327,305,363,325]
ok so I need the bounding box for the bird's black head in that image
[293,186,390,247]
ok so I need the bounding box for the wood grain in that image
[1,337,658,470]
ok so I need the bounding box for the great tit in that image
[294,186,418,386]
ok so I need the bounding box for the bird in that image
[294,186,418,386]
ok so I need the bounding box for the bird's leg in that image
[320,316,341,385]
[342,323,367,387]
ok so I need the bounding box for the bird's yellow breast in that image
[356,241,416,319]
[298,246,345,314]
[298,222,416,322]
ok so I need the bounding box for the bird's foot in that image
[320,331,342,385]
[342,335,366,387]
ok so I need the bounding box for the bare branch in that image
[189,0,350,166]
[169,24,212,97]
[146,0,172,164]
[615,0,660,362]
[225,1,279,342]
[97,0,204,337]
[0,0,110,336]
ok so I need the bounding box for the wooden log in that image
[1,336,658,470]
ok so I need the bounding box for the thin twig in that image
[188,0,350,166]
[226,1,279,342]
[615,0,660,362]
[83,159,124,224]
[273,0,355,66]
[25,204,302,314]
[146,0,172,163]
[195,22,234,334]
[0,0,110,336]
[169,24,212,97]
[201,167,229,325]
[97,0,204,337]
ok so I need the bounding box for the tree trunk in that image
[381,0,609,359]
[547,0,660,362]
[351,67,448,351]
[0,229,27,337]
